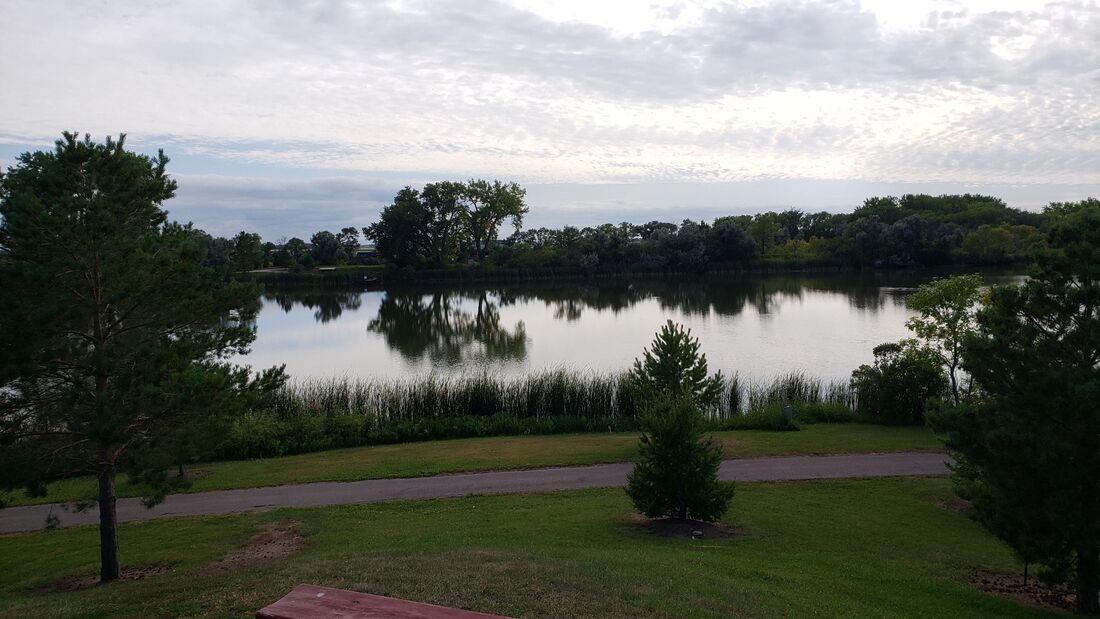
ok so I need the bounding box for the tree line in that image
[208,185,1094,275]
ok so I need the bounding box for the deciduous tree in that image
[905,274,984,404]
[461,179,527,262]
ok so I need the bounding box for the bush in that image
[850,341,949,425]
[626,397,735,521]
[715,404,799,431]
[795,401,863,424]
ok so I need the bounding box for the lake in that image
[243,271,1023,384]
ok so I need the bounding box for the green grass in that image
[3,424,942,508]
[0,477,1052,618]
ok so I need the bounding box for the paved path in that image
[0,452,950,534]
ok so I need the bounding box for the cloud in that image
[167,174,398,238]
[0,0,1096,229]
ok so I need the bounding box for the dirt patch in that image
[970,570,1075,613]
[938,496,971,513]
[206,520,303,573]
[634,516,737,540]
[33,564,174,593]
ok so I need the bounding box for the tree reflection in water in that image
[265,289,363,323]
[368,290,527,365]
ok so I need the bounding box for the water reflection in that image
[367,291,527,364]
[266,289,362,323]
[423,272,913,322]
[251,271,1022,381]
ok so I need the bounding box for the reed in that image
[219,369,861,459]
[271,368,854,422]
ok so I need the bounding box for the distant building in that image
[354,243,378,259]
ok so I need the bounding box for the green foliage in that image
[960,224,1044,264]
[715,403,798,431]
[795,401,864,424]
[850,341,949,425]
[626,396,734,521]
[463,179,528,261]
[366,180,527,266]
[309,230,343,265]
[930,204,1100,614]
[629,320,723,410]
[0,133,285,580]
[905,274,984,404]
[230,231,265,271]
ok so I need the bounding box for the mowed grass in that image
[2,424,942,507]
[0,477,1051,618]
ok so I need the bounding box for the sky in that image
[1,0,1097,239]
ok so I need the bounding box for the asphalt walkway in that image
[0,451,950,534]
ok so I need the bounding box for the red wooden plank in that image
[256,584,509,619]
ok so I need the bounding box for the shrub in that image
[715,404,798,431]
[626,396,735,521]
[850,341,949,425]
[796,401,863,424]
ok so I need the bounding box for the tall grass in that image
[214,369,858,459]
[269,369,853,423]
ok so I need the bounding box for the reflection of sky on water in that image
[238,273,1021,384]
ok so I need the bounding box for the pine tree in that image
[629,319,723,410]
[626,396,734,521]
[930,204,1100,614]
[0,133,285,582]
[626,321,732,522]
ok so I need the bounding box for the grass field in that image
[0,477,1051,618]
[2,424,942,507]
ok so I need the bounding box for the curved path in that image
[0,452,950,534]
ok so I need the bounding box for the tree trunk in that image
[676,478,687,520]
[1077,546,1099,615]
[97,458,121,583]
[948,366,960,406]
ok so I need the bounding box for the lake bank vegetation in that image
[218,369,856,460]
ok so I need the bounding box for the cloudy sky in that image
[1,0,1097,238]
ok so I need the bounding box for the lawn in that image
[2,424,942,507]
[0,477,1051,618]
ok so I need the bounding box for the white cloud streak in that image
[0,0,1096,221]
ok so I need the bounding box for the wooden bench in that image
[256,584,509,619]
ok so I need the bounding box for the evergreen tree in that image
[0,133,284,582]
[929,204,1100,614]
[629,319,722,410]
[626,322,732,522]
[626,396,733,521]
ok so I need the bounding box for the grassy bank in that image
[216,370,858,460]
[0,478,1051,617]
[1,424,941,508]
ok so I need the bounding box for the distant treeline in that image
[201,184,1098,276]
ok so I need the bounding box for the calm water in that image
[242,272,1023,384]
